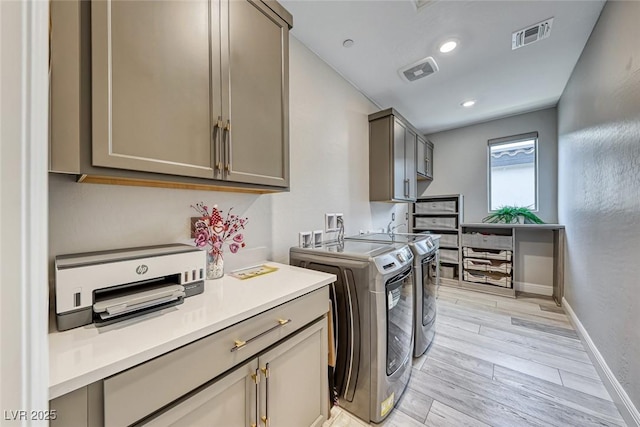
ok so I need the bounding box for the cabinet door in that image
[91,0,220,178]
[142,359,258,427]
[416,136,427,177]
[222,0,290,187]
[425,140,434,179]
[50,387,87,427]
[405,128,417,200]
[259,318,328,427]
[393,119,408,201]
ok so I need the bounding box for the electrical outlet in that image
[190,217,200,238]
[299,231,312,248]
[325,213,337,232]
[313,230,323,247]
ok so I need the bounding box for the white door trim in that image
[1,0,50,423]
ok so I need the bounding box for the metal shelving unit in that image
[410,194,463,287]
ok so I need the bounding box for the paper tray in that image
[93,284,185,317]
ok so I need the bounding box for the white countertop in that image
[49,262,335,399]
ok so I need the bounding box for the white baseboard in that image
[563,298,640,427]
[514,281,552,296]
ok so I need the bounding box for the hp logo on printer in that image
[136,264,149,275]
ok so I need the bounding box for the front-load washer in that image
[345,232,439,357]
[290,240,414,424]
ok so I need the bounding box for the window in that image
[488,132,538,211]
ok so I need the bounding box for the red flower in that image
[195,230,209,247]
[192,202,248,256]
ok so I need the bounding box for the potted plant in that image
[482,206,544,224]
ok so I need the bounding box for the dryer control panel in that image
[413,236,436,256]
[373,246,413,274]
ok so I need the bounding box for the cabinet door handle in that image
[230,319,292,352]
[214,120,223,172]
[224,120,231,172]
[404,179,410,197]
[253,368,260,427]
[261,363,270,427]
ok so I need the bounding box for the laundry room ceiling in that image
[280,0,605,134]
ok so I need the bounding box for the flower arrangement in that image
[191,202,248,259]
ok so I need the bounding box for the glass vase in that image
[206,252,224,280]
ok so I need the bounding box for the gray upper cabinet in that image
[369,109,418,202]
[51,0,291,191]
[426,139,434,179]
[222,0,290,187]
[404,124,417,200]
[91,0,220,179]
[417,136,434,180]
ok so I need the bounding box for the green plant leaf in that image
[482,206,544,224]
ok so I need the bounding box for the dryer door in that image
[385,267,414,376]
[304,262,361,402]
[421,252,438,327]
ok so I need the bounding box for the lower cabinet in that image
[50,287,330,427]
[144,319,328,427]
[145,359,258,427]
[258,320,327,427]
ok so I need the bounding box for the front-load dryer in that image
[345,232,439,357]
[290,240,414,423]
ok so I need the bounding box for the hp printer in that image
[55,244,205,331]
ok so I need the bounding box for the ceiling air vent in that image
[399,56,439,83]
[512,18,554,50]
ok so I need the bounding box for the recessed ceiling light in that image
[461,100,476,108]
[439,40,458,53]
[342,39,354,48]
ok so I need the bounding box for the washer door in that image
[386,268,414,376]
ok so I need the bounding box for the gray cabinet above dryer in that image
[417,136,434,180]
[369,108,425,202]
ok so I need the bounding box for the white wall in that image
[421,107,558,223]
[421,108,558,294]
[49,37,407,294]
[558,0,640,418]
[271,37,406,261]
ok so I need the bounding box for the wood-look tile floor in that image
[323,286,626,427]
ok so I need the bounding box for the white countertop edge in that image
[49,264,335,399]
